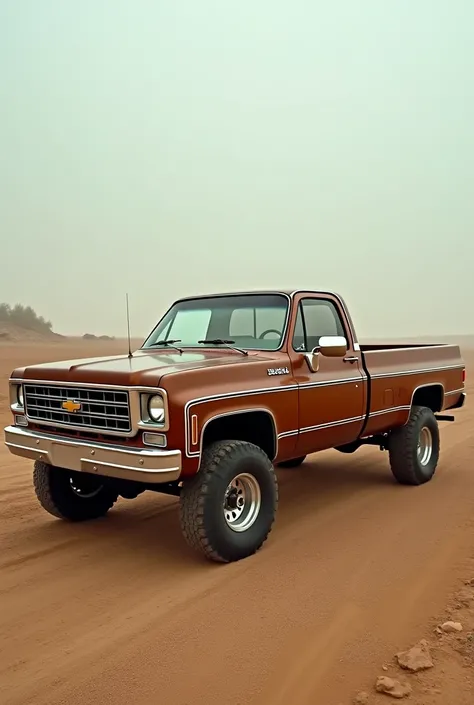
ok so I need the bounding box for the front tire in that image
[179,440,278,563]
[388,405,440,485]
[33,461,119,521]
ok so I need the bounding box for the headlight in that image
[17,386,24,407]
[148,395,165,423]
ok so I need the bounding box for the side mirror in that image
[304,350,320,373]
[304,335,348,373]
[319,335,348,358]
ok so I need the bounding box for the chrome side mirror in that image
[304,335,348,372]
[319,335,348,358]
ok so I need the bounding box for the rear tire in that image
[279,455,306,468]
[179,440,278,563]
[388,405,440,485]
[33,461,119,521]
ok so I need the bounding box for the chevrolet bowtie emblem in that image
[62,399,81,413]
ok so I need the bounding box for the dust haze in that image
[1,1,473,339]
[2,4,474,705]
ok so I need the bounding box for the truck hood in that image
[13,349,269,387]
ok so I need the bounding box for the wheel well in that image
[412,384,444,413]
[201,411,277,461]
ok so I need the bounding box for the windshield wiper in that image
[198,339,248,356]
[147,339,183,354]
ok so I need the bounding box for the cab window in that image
[293,298,346,352]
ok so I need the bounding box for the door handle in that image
[343,356,358,363]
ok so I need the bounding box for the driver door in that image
[289,294,366,456]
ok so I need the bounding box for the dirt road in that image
[1,342,473,705]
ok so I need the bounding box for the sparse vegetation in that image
[0,303,53,334]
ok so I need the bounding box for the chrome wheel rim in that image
[69,476,104,499]
[417,427,433,466]
[223,473,261,532]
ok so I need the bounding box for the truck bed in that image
[359,343,465,438]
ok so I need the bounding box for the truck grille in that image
[24,384,131,433]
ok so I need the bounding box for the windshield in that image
[142,294,289,351]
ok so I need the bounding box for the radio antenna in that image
[126,293,133,358]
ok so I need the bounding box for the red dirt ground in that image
[1,341,473,705]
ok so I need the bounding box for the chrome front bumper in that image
[4,425,181,484]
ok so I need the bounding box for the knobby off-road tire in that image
[179,440,279,563]
[279,455,307,468]
[388,405,440,485]
[33,461,119,521]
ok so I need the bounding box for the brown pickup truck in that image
[4,290,466,563]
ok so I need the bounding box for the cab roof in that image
[175,289,342,301]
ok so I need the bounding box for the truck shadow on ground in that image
[13,449,403,570]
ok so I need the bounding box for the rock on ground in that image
[441,621,463,633]
[396,639,434,672]
[375,676,412,699]
[455,589,473,607]
[354,692,369,705]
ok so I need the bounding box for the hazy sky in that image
[1,1,473,338]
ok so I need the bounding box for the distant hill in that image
[0,303,63,343]
[82,333,116,341]
[0,322,64,343]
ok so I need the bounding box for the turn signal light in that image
[143,432,167,448]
